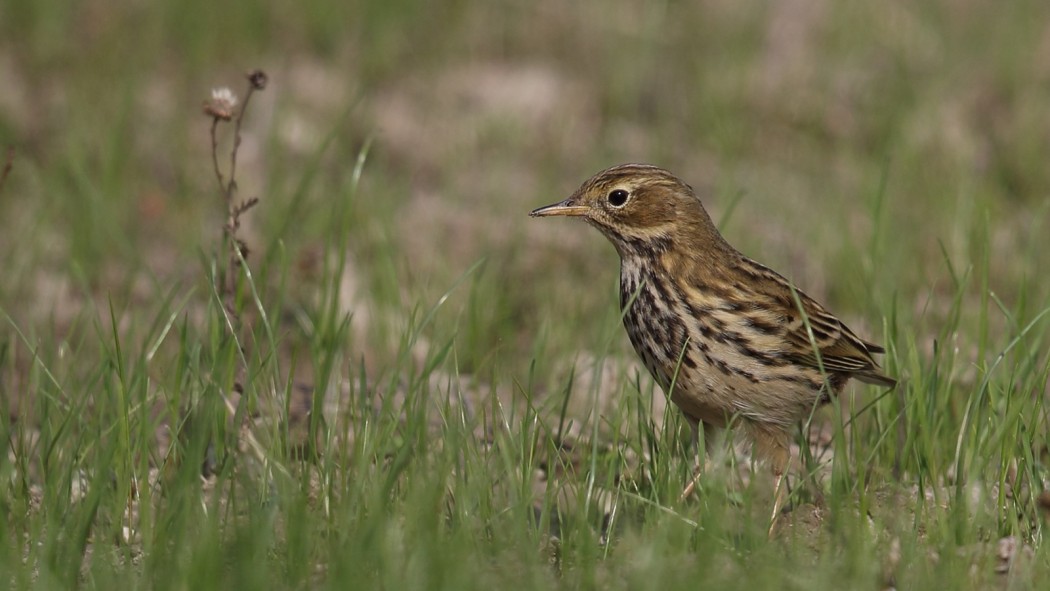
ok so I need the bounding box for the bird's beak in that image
[529,199,590,218]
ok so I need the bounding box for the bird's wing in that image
[728,256,895,387]
[684,254,896,388]
[780,290,896,387]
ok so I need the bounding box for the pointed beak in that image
[529,198,590,218]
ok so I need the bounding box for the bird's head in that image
[530,164,722,256]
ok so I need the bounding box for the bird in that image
[530,163,896,533]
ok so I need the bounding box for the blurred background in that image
[1,0,1049,403]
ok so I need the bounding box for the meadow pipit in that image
[531,164,896,532]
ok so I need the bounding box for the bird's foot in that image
[679,469,702,502]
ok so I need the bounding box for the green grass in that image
[2,0,1050,588]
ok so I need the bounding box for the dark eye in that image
[608,189,629,207]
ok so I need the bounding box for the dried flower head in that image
[203,87,239,121]
[247,70,268,90]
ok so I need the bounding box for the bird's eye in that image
[608,189,629,207]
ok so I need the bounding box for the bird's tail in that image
[855,370,897,389]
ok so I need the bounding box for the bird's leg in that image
[679,419,702,501]
[680,420,720,502]
[769,466,787,537]
[751,426,791,537]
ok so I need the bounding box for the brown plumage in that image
[530,163,895,531]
